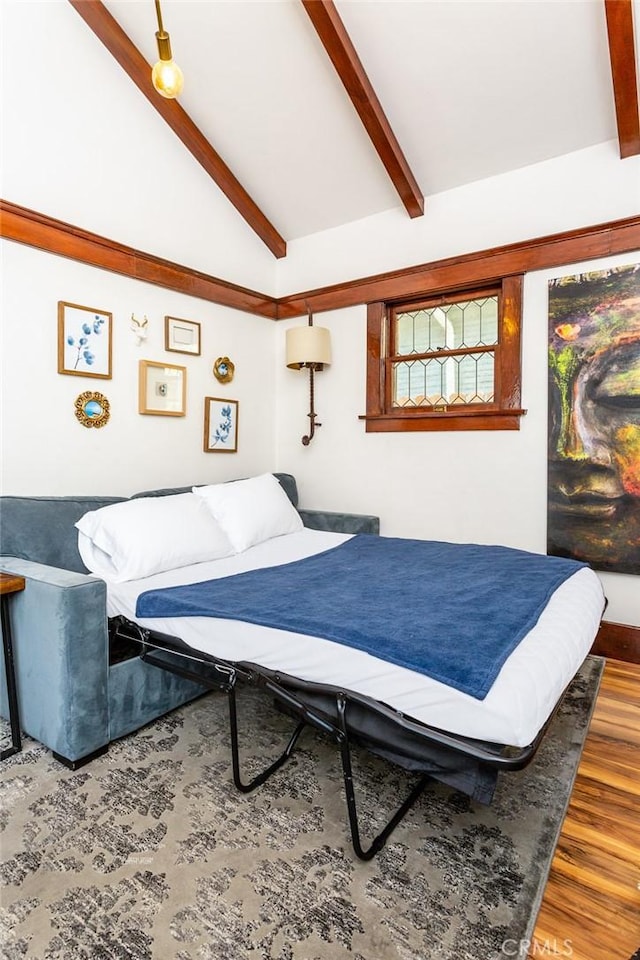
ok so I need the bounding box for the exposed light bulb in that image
[151,57,184,98]
[151,2,183,99]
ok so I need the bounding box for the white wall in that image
[274,147,640,629]
[0,0,276,294]
[275,141,640,294]
[0,2,280,497]
[0,242,276,495]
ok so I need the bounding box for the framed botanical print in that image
[204,397,238,452]
[58,301,112,378]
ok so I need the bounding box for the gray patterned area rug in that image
[1,656,603,960]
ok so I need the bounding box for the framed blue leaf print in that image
[58,301,112,379]
[204,397,238,453]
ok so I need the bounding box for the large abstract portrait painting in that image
[547,263,640,574]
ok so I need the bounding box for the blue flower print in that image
[211,405,233,447]
[67,313,104,370]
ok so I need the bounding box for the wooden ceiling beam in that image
[68,0,287,258]
[604,0,640,158]
[301,0,424,218]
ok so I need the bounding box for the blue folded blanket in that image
[136,535,586,700]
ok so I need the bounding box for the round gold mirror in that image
[213,357,235,384]
[75,391,110,428]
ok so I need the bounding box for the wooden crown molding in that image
[604,0,640,158]
[276,215,640,318]
[301,0,424,219]
[2,201,639,322]
[68,0,287,259]
[0,201,278,318]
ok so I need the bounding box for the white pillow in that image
[193,473,302,552]
[75,492,234,582]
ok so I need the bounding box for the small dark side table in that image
[0,571,25,759]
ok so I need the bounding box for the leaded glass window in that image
[391,292,498,408]
[362,275,524,432]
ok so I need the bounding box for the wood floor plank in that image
[590,700,640,733]
[559,813,639,863]
[575,754,640,795]
[531,898,637,960]
[550,847,638,906]
[562,796,640,850]
[530,658,640,960]
[569,778,639,820]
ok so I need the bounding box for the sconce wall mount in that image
[286,310,331,446]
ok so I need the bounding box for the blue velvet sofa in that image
[0,474,379,767]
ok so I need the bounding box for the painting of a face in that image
[547,263,640,574]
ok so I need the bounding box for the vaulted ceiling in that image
[67,0,639,259]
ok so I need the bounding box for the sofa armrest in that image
[0,557,109,762]
[298,509,380,535]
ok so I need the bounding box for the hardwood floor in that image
[530,658,640,960]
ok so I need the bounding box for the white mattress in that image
[107,529,605,748]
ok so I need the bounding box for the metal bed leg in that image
[114,617,552,861]
[228,686,307,793]
[336,696,431,861]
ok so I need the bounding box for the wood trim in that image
[300,0,424,218]
[276,215,640,318]
[604,0,640,159]
[497,274,523,411]
[365,302,386,417]
[362,276,526,432]
[0,572,26,596]
[359,412,524,432]
[0,200,278,318]
[2,202,639,324]
[591,620,640,664]
[67,0,287,259]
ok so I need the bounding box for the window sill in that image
[359,409,527,432]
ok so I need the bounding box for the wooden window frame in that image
[362,275,525,432]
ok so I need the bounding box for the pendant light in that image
[151,0,184,99]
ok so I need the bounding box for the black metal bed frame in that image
[110,615,559,860]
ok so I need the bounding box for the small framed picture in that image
[204,397,238,453]
[139,360,186,416]
[58,301,112,378]
[165,316,201,355]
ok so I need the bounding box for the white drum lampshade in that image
[286,325,332,369]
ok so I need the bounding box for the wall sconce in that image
[286,308,332,446]
[151,0,184,99]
